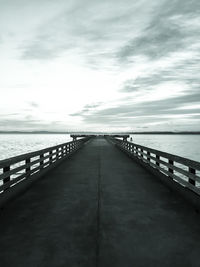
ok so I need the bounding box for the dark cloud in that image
[20,0,156,63]
[79,91,200,126]
[84,102,102,109]
[29,101,39,108]
[121,80,143,93]
[117,0,200,62]
[70,102,102,117]
[70,111,83,117]
[0,118,44,129]
[0,118,67,131]
[118,25,183,61]
[120,54,200,93]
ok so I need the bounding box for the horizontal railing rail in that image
[0,137,91,194]
[111,137,200,196]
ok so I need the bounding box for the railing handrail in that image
[0,137,92,196]
[111,137,200,196]
[0,140,81,168]
[115,140,200,170]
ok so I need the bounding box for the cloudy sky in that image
[0,0,200,132]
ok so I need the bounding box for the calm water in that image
[0,134,71,160]
[129,134,200,162]
[0,134,199,162]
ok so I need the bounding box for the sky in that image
[0,0,200,132]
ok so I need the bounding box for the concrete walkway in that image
[0,137,200,267]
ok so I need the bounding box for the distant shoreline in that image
[0,131,200,135]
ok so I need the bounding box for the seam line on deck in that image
[96,142,101,267]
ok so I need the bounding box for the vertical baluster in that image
[141,148,143,158]
[69,144,72,153]
[131,144,133,154]
[147,151,150,162]
[40,154,44,169]
[168,159,173,178]
[156,155,160,167]
[67,144,69,154]
[3,165,10,190]
[189,167,195,186]
[26,158,30,177]
[49,150,53,164]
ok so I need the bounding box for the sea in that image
[0,134,199,162]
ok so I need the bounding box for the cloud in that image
[1,0,200,131]
[20,0,160,64]
[29,101,39,108]
[117,0,200,62]
[76,91,200,129]
[120,51,200,105]
[0,117,70,131]
[70,102,102,117]
[121,80,142,93]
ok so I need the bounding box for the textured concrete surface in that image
[0,137,200,267]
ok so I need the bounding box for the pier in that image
[0,136,200,266]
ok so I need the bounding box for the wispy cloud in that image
[117,0,200,62]
[29,101,39,108]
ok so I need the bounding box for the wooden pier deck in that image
[0,137,200,267]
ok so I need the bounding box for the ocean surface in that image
[0,134,199,162]
[129,134,200,162]
[0,134,72,160]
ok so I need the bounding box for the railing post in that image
[130,144,133,154]
[63,145,66,156]
[40,154,44,169]
[56,148,59,160]
[49,150,53,164]
[61,146,64,158]
[189,167,195,186]
[3,166,10,190]
[26,158,30,176]
[69,144,72,153]
[141,148,143,158]
[168,159,173,178]
[156,155,160,167]
[147,151,150,162]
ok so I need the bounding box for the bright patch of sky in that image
[0,0,200,132]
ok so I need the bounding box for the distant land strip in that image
[0,131,200,135]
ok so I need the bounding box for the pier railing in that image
[111,138,200,196]
[0,137,91,194]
